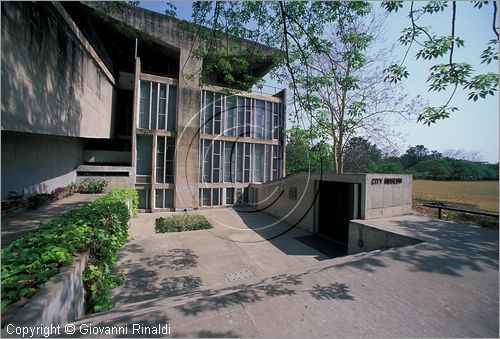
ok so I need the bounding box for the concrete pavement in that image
[68,208,499,338]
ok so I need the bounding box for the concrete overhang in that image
[64,1,279,86]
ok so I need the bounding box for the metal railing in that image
[422,203,499,219]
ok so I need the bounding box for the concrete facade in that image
[1,2,115,139]
[1,2,286,205]
[1,132,83,198]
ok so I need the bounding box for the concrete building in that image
[1,2,286,211]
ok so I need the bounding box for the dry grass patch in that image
[413,180,499,213]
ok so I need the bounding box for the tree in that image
[401,144,442,168]
[381,1,499,125]
[295,14,418,173]
[343,137,382,173]
[286,127,333,175]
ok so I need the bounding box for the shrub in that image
[155,213,213,233]
[67,179,108,194]
[1,189,138,313]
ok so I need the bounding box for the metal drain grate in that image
[224,268,255,282]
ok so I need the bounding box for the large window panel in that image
[236,142,243,182]
[204,92,214,134]
[156,136,165,183]
[150,82,158,130]
[136,135,152,175]
[137,189,150,209]
[273,102,281,140]
[272,144,280,180]
[224,141,234,182]
[167,85,177,131]
[212,140,222,183]
[244,98,252,137]
[138,80,176,131]
[264,144,271,182]
[265,102,273,140]
[165,137,175,183]
[254,144,264,182]
[237,97,245,137]
[225,96,236,136]
[214,93,222,135]
[139,81,150,129]
[244,143,251,182]
[202,139,212,182]
[158,84,167,130]
[255,100,265,139]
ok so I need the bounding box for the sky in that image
[139,1,499,163]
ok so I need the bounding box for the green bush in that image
[155,213,213,233]
[1,189,138,313]
[67,179,108,194]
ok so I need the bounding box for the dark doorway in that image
[318,181,360,247]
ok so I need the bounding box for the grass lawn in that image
[413,180,499,213]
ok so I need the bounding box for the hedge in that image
[1,189,138,313]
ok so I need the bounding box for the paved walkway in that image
[1,194,101,247]
[72,209,498,338]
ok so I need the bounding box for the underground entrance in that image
[317,181,361,252]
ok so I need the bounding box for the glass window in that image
[214,93,222,135]
[212,188,220,206]
[225,96,236,136]
[236,142,243,182]
[204,92,213,134]
[150,83,158,130]
[155,189,174,208]
[254,144,264,182]
[167,85,177,131]
[155,189,164,208]
[165,189,174,208]
[165,137,175,183]
[137,189,149,209]
[273,144,280,180]
[265,101,273,139]
[202,140,212,182]
[158,84,167,130]
[201,188,211,206]
[244,143,251,182]
[273,102,280,140]
[139,81,176,131]
[139,81,150,129]
[255,100,265,139]
[226,188,234,205]
[237,97,245,137]
[264,144,271,182]
[224,141,234,182]
[245,98,252,137]
[156,136,165,183]
[213,141,221,183]
[136,135,152,175]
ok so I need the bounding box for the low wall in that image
[5,252,89,329]
[348,221,421,255]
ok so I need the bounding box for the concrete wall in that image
[7,252,88,329]
[1,2,115,139]
[250,173,319,233]
[249,172,413,234]
[364,174,413,219]
[1,132,83,199]
[76,165,135,189]
[348,221,422,255]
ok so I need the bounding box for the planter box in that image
[3,252,89,330]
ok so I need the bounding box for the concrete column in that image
[173,49,203,210]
